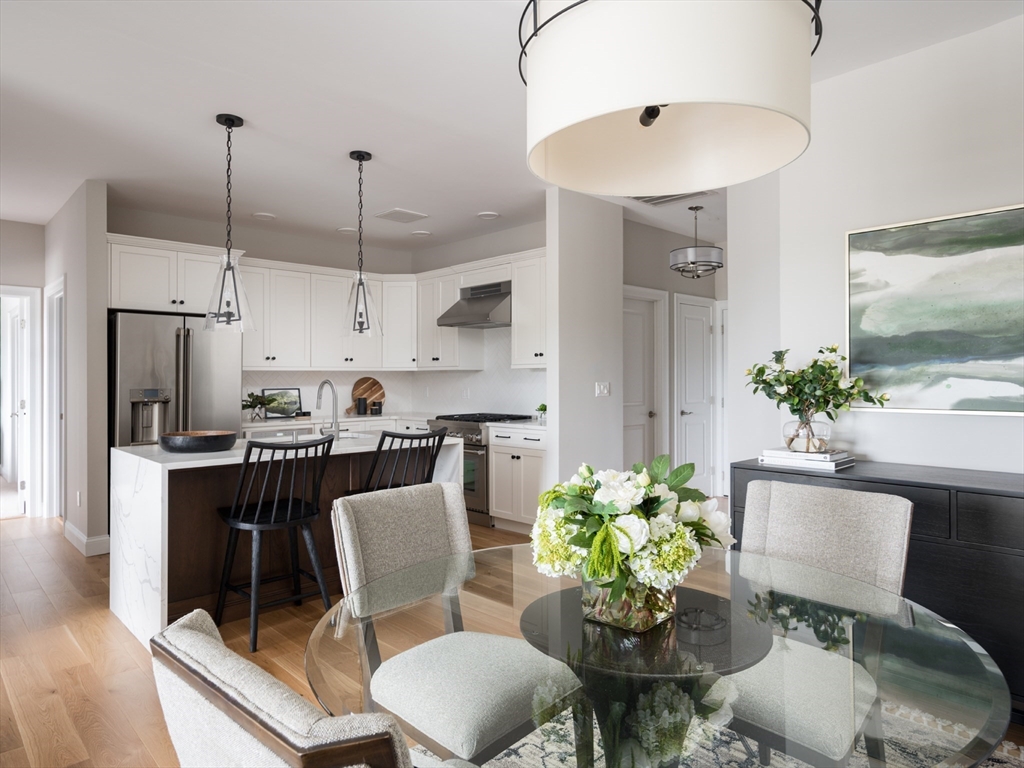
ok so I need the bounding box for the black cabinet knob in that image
[265,356,270,361]
[271,356,277,360]
[171,299,177,304]
[534,353,539,357]
[179,300,184,305]
[412,358,416,362]
[539,352,544,357]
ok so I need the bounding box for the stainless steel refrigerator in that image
[110,312,242,447]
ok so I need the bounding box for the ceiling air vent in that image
[628,190,717,208]
[375,208,429,223]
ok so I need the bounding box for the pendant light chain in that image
[356,159,364,276]
[225,123,233,257]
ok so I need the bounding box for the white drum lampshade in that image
[524,0,815,196]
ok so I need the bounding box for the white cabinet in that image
[242,266,304,368]
[311,274,383,370]
[417,275,483,370]
[396,419,431,433]
[461,263,511,287]
[239,266,270,369]
[489,443,545,525]
[511,257,546,369]
[109,239,238,313]
[381,282,418,370]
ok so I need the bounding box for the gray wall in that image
[107,207,415,273]
[728,17,1024,473]
[623,219,719,300]
[45,180,109,549]
[0,219,46,287]
[412,220,546,273]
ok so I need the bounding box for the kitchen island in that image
[110,434,463,647]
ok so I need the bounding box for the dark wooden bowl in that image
[159,430,238,453]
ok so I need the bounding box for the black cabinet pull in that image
[525,437,540,441]
[265,356,270,361]
[495,434,511,439]
[271,356,277,360]
[171,299,178,304]
[179,300,184,305]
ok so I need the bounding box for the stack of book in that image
[758,448,854,472]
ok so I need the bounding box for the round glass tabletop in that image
[305,545,1011,767]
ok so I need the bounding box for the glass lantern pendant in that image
[205,113,255,333]
[344,150,382,337]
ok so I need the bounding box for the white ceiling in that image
[2,0,1021,250]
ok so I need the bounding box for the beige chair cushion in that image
[742,480,913,594]
[152,610,412,768]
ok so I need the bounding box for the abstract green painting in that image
[847,205,1024,414]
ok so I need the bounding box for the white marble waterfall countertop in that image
[112,433,462,470]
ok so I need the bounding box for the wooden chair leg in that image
[249,530,262,653]
[288,527,302,606]
[301,524,332,610]
[214,527,239,625]
[758,740,772,766]
[864,697,886,768]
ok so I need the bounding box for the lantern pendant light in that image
[346,151,382,336]
[670,206,723,279]
[205,114,255,332]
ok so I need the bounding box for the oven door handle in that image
[464,447,487,456]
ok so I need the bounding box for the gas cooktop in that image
[434,413,533,423]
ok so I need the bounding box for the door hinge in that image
[709,326,713,335]
[19,480,26,490]
[20,319,26,329]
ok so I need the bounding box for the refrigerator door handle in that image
[184,327,194,431]
[175,328,185,431]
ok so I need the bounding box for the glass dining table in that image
[305,545,1011,767]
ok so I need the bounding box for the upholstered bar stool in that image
[214,435,335,652]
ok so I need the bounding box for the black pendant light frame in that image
[207,113,246,328]
[350,151,374,334]
[670,205,724,280]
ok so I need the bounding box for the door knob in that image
[648,411,656,418]
[680,410,692,416]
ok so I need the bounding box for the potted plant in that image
[536,402,547,424]
[242,392,271,421]
[746,345,888,452]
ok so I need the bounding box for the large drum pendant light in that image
[521,0,822,196]
[205,114,255,332]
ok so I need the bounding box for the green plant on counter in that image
[536,403,547,413]
[242,392,272,420]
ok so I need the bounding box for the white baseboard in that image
[64,523,110,557]
[493,518,533,536]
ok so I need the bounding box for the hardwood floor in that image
[1,514,1021,767]
[0,514,527,767]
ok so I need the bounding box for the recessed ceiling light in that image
[411,231,432,237]
[251,212,277,221]
[477,211,501,220]
[336,227,357,234]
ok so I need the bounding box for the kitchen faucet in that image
[316,379,340,438]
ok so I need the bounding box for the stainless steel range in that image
[428,413,533,527]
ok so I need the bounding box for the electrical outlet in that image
[77,491,82,507]
[595,382,610,397]
[462,388,471,400]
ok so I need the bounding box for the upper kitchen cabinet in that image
[511,256,546,368]
[108,235,243,313]
[381,281,418,370]
[242,266,311,369]
[461,263,511,288]
[417,275,483,370]
[311,274,383,370]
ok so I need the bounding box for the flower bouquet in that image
[746,345,888,452]
[531,455,734,632]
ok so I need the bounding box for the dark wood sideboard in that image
[730,459,1024,723]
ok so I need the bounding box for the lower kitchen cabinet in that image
[489,445,545,525]
[730,458,1024,723]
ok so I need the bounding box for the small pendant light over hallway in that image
[520,0,823,196]
[205,114,255,332]
[670,206,723,279]
[346,151,382,336]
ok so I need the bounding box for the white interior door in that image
[674,297,714,495]
[623,297,656,467]
[50,290,65,520]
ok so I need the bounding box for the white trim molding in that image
[64,521,110,556]
[623,285,671,460]
[714,300,729,497]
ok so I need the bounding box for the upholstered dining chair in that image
[151,609,477,768]
[718,480,914,768]
[332,483,586,765]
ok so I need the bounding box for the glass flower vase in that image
[784,419,832,452]
[581,578,676,633]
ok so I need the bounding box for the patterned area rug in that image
[416,703,1023,767]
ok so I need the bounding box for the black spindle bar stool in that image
[363,428,447,492]
[214,435,334,652]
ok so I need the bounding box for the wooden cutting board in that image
[345,376,386,415]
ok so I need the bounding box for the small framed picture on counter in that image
[262,388,302,419]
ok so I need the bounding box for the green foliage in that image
[242,392,271,411]
[748,590,860,652]
[650,455,670,484]
[746,345,889,422]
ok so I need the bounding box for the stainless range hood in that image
[437,280,511,329]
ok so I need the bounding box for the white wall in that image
[547,188,624,480]
[45,180,109,552]
[413,221,546,273]
[107,207,414,274]
[728,18,1024,473]
[0,220,45,287]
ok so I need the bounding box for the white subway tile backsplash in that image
[242,328,546,419]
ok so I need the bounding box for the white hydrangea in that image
[649,513,677,541]
[531,506,586,578]
[627,681,695,767]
